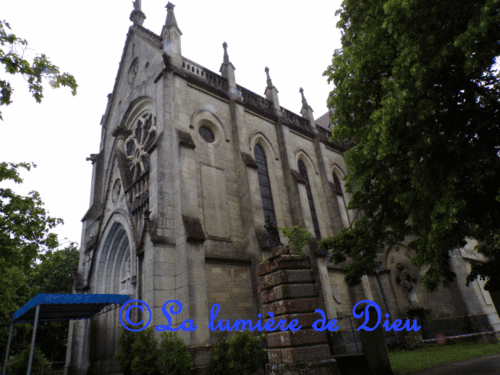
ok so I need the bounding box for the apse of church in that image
[66,2,500,374]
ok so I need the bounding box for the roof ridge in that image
[132,24,162,45]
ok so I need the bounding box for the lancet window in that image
[298,160,321,240]
[333,172,344,196]
[254,144,277,228]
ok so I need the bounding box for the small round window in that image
[199,125,215,143]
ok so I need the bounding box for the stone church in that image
[66,2,500,374]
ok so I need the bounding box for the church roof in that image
[315,109,335,130]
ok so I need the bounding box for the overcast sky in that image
[0,0,343,246]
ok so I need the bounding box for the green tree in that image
[0,162,61,326]
[1,18,78,366]
[0,164,79,367]
[30,245,79,295]
[5,347,51,375]
[116,328,194,375]
[157,332,193,375]
[0,20,77,120]
[29,246,80,363]
[208,331,267,375]
[322,0,500,292]
[279,226,311,254]
[116,328,161,375]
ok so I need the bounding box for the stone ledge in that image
[261,284,318,304]
[259,269,315,290]
[267,329,328,348]
[258,254,311,276]
[263,312,325,330]
[268,344,331,364]
[263,298,320,316]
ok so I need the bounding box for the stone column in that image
[258,254,341,375]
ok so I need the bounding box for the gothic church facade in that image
[66,3,500,374]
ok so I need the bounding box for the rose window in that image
[125,112,156,180]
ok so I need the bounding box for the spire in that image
[219,42,236,88]
[223,42,229,64]
[130,0,146,26]
[299,87,315,130]
[161,2,182,67]
[264,67,281,113]
[165,2,181,33]
[300,87,309,110]
[265,67,273,89]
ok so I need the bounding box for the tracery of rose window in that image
[125,112,156,180]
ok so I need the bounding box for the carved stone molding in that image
[241,152,258,169]
[177,129,196,149]
[183,215,206,243]
[255,227,274,250]
[291,169,306,184]
[112,125,132,140]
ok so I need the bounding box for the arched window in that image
[254,144,277,227]
[298,160,321,240]
[332,172,343,196]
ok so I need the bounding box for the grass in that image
[388,341,500,375]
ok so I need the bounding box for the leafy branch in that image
[0,20,77,119]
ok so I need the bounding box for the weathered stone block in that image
[266,329,328,348]
[259,269,314,290]
[263,312,324,329]
[268,344,331,364]
[261,283,318,304]
[264,298,320,316]
[258,254,311,276]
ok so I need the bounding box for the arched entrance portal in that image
[89,221,134,374]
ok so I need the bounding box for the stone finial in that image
[223,42,229,64]
[264,67,280,111]
[265,67,273,87]
[162,1,182,65]
[130,0,146,26]
[165,2,181,32]
[300,87,308,106]
[300,87,315,127]
[220,41,236,87]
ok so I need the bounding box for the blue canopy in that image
[11,293,130,323]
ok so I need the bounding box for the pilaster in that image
[258,254,341,374]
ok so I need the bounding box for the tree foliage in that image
[0,20,77,120]
[0,164,79,366]
[29,246,80,362]
[208,331,267,375]
[157,331,193,375]
[116,328,194,375]
[5,347,51,375]
[0,162,61,324]
[30,245,79,295]
[322,0,500,292]
[279,226,312,254]
[0,18,79,369]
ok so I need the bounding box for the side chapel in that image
[66,2,500,374]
